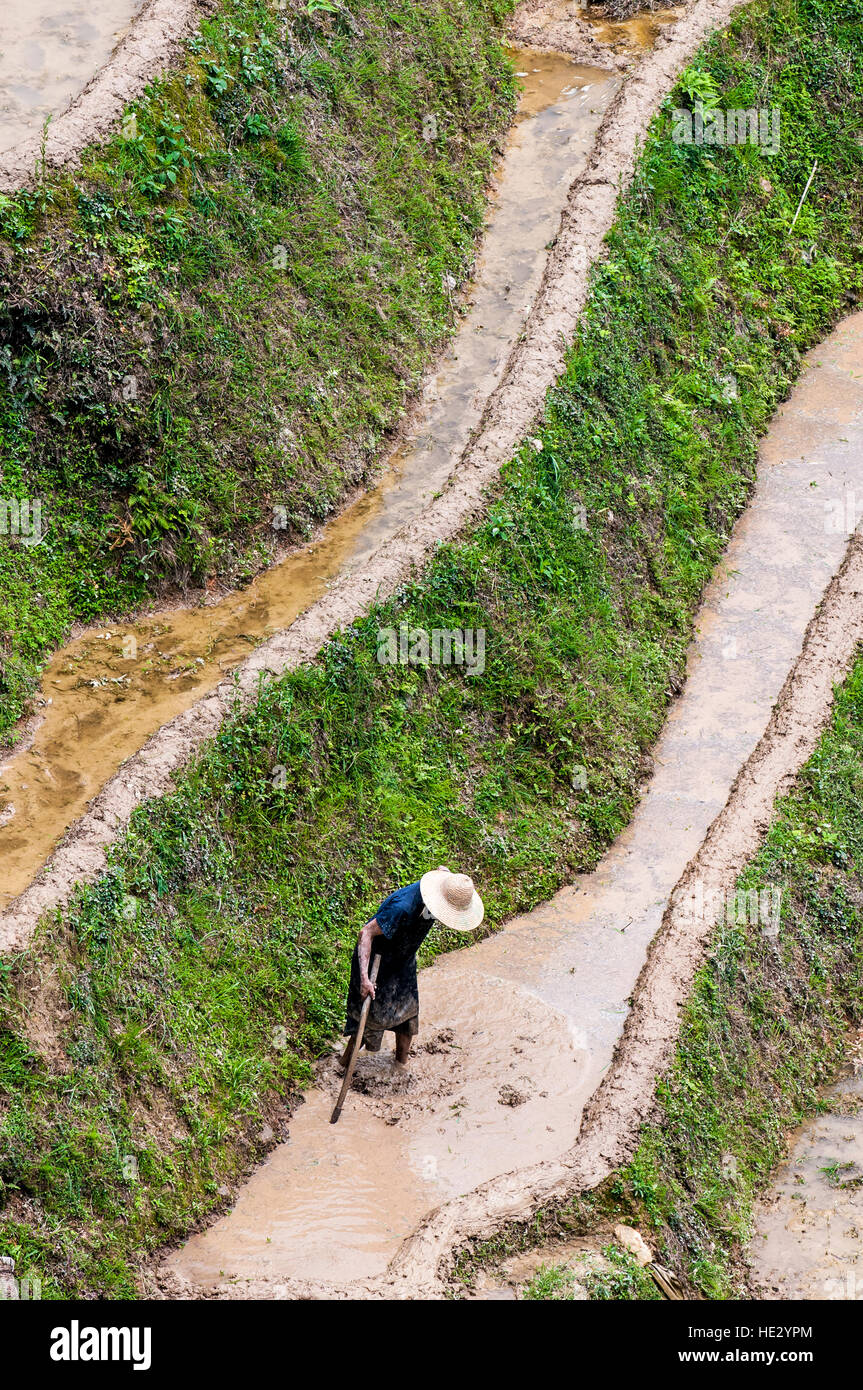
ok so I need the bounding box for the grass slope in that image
[1,0,862,1298]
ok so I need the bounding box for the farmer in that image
[339,867,484,1069]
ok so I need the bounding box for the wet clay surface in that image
[0,56,618,913]
[750,1048,863,1301]
[0,1,145,156]
[589,7,683,53]
[167,316,863,1296]
[172,992,586,1286]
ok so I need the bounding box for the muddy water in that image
[750,1056,863,1301]
[0,55,618,912]
[173,983,587,1285]
[588,7,682,52]
[169,316,863,1293]
[0,1,145,156]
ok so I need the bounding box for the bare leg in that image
[395,1031,412,1066]
[337,1034,357,1072]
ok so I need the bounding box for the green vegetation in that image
[1,0,863,1297]
[522,1245,661,1300]
[0,0,516,739]
[521,1263,581,1300]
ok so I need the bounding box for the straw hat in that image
[420,869,484,933]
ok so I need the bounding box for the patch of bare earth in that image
[509,0,630,67]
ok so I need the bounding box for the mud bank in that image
[0,0,748,954]
[162,314,863,1298]
[0,54,619,915]
[4,0,862,1300]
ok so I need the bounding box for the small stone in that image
[614,1224,653,1266]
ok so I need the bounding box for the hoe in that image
[331,954,381,1124]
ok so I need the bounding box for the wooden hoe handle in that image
[331,953,381,1124]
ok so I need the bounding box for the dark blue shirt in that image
[375,880,433,965]
[344,880,433,1032]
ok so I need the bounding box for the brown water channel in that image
[0,53,619,911]
[168,318,863,1292]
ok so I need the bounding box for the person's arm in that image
[358,918,383,999]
